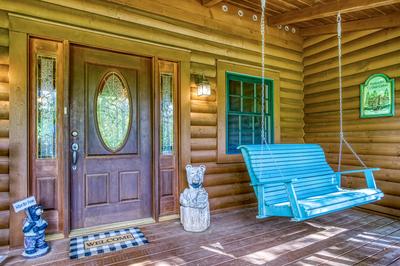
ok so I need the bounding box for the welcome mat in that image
[69,227,148,259]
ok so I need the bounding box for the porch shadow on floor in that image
[4,207,400,265]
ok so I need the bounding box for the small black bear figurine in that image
[22,204,50,258]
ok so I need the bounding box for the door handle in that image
[71,143,79,171]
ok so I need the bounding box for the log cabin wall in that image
[184,20,304,210]
[0,0,305,222]
[0,11,9,246]
[190,49,304,210]
[303,28,400,217]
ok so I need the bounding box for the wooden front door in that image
[70,46,152,229]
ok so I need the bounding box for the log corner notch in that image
[269,0,400,26]
[202,0,224,8]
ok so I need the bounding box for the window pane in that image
[254,116,263,144]
[241,116,253,144]
[229,96,241,112]
[97,72,131,152]
[256,83,268,99]
[227,115,239,153]
[37,56,56,159]
[267,115,272,143]
[160,74,174,155]
[243,82,254,97]
[256,98,268,113]
[243,98,254,113]
[229,80,241,96]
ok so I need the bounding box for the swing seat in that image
[238,144,384,221]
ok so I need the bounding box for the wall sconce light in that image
[197,74,211,96]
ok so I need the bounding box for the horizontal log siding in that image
[0,11,9,246]
[190,47,304,210]
[303,28,400,217]
[0,0,304,217]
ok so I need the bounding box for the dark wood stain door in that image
[70,46,152,229]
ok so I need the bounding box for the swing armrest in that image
[283,181,302,220]
[335,168,380,189]
[252,179,303,220]
[336,168,380,175]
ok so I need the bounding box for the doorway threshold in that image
[69,217,155,238]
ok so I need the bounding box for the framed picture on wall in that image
[360,73,395,118]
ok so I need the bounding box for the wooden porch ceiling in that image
[202,0,400,36]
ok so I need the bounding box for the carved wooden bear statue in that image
[180,164,210,232]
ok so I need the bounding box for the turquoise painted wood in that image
[238,144,384,221]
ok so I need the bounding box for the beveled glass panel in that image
[229,96,241,112]
[254,116,263,144]
[243,98,254,113]
[229,80,241,95]
[160,73,174,155]
[241,116,253,144]
[256,84,268,99]
[243,82,254,97]
[256,98,268,113]
[96,72,131,152]
[37,56,57,159]
[227,115,239,153]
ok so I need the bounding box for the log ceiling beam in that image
[202,0,224,8]
[300,13,400,36]
[269,0,400,26]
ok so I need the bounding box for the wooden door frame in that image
[28,38,66,236]
[69,45,155,233]
[8,13,191,246]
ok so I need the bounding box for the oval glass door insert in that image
[96,72,131,152]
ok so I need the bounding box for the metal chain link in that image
[259,0,287,181]
[337,12,344,171]
[261,0,266,145]
[337,12,367,171]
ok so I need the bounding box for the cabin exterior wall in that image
[303,28,400,217]
[0,12,9,247]
[0,0,304,247]
[191,53,304,210]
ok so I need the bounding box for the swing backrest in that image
[239,144,339,205]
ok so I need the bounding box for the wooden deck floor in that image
[4,207,400,266]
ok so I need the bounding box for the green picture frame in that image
[360,73,395,118]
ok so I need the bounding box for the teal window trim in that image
[226,72,274,154]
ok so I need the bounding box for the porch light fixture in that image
[197,74,211,96]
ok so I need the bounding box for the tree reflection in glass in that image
[96,72,131,152]
[37,56,56,159]
[160,74,174,155]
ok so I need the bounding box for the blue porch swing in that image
[238,4,384,221]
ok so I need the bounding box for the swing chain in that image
[337,12,344,171]
[337,12,367,171]
[258,0,287,181]
[260,0,266,145]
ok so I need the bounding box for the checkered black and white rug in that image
[69,227,148,259]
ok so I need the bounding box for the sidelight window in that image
[160,73,174,155]
[36,56,57,159]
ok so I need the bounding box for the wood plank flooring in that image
[3,208,400,265]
